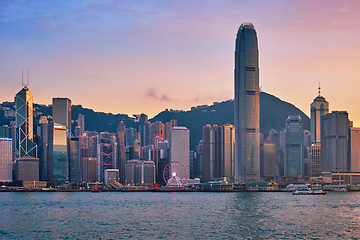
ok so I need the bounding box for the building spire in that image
[22,69,29,88]
[318,82,321,97]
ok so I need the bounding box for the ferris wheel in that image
[163,161,188,187]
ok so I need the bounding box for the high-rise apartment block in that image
[77,114,85,135]
[234,22,260,183]
[165,120,177,141]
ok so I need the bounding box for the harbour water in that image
[2,191,360,239]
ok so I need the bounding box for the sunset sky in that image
[1,0,360,127]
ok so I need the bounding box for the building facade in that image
[36,119,49,181]
[260,141,277,178]
[310,91,329,143]
[321,111,350,173]
[169,126,190,175]
[15,86,37,158]
[48,122,68,184]
[52,98,71,136]
[69,137,81,183]
[96,132,117,182]
[309,143,321,176]
[350,128,360,173]
[234,22,260,183]
[135,161,155,184]
[202,125,222,182]
[285,115,304,177]
[0,138,12,182]
[202,124,235,182]
[16,157,39,181]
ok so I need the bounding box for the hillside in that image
[33,104,139,134]
[1,91,310,151]
[151,92,310,150]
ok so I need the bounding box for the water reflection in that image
[1,192,360,239]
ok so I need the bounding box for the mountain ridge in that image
[1,91,310,151]
[151,91,310,150]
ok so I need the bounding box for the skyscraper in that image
[260,141,277,178]
[36,117,49,181]
[284,115,304,177]
[350,128,360,173]
[222,124,235,181]
[202,125,222,182]
[96,132,117,182]
[201,124,235,182]
[52,98,71,136]
[0,137,12,182]
[117,131,126,183]
[310,86,329,143]
[77,114,85,135]
[69,137,81,183]
[15,86,37,158]
[234,22,260,182]
[169,126,190,174]
[321,111,350,173]
[48,122,68,183]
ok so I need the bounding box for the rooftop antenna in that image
[318,82,321,96]
[22,69,29,88]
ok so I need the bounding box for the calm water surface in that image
[1,191,360,239]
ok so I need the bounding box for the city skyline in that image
[1,1,360,125]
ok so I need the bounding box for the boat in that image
[91,187,101,193]
[293,189,327,195]
[333,187,348,192]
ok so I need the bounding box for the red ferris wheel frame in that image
[162,160,188,187]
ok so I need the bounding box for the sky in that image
[1,0,360,126]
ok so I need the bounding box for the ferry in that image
[293,190,327,195]
[333,187,348,192]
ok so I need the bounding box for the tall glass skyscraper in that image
[15,86,37,158]
[48,122,68,184]
[310,87,329,143]
[234,22,260,183]
[52,98,71,136]
[285,115,304,177]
